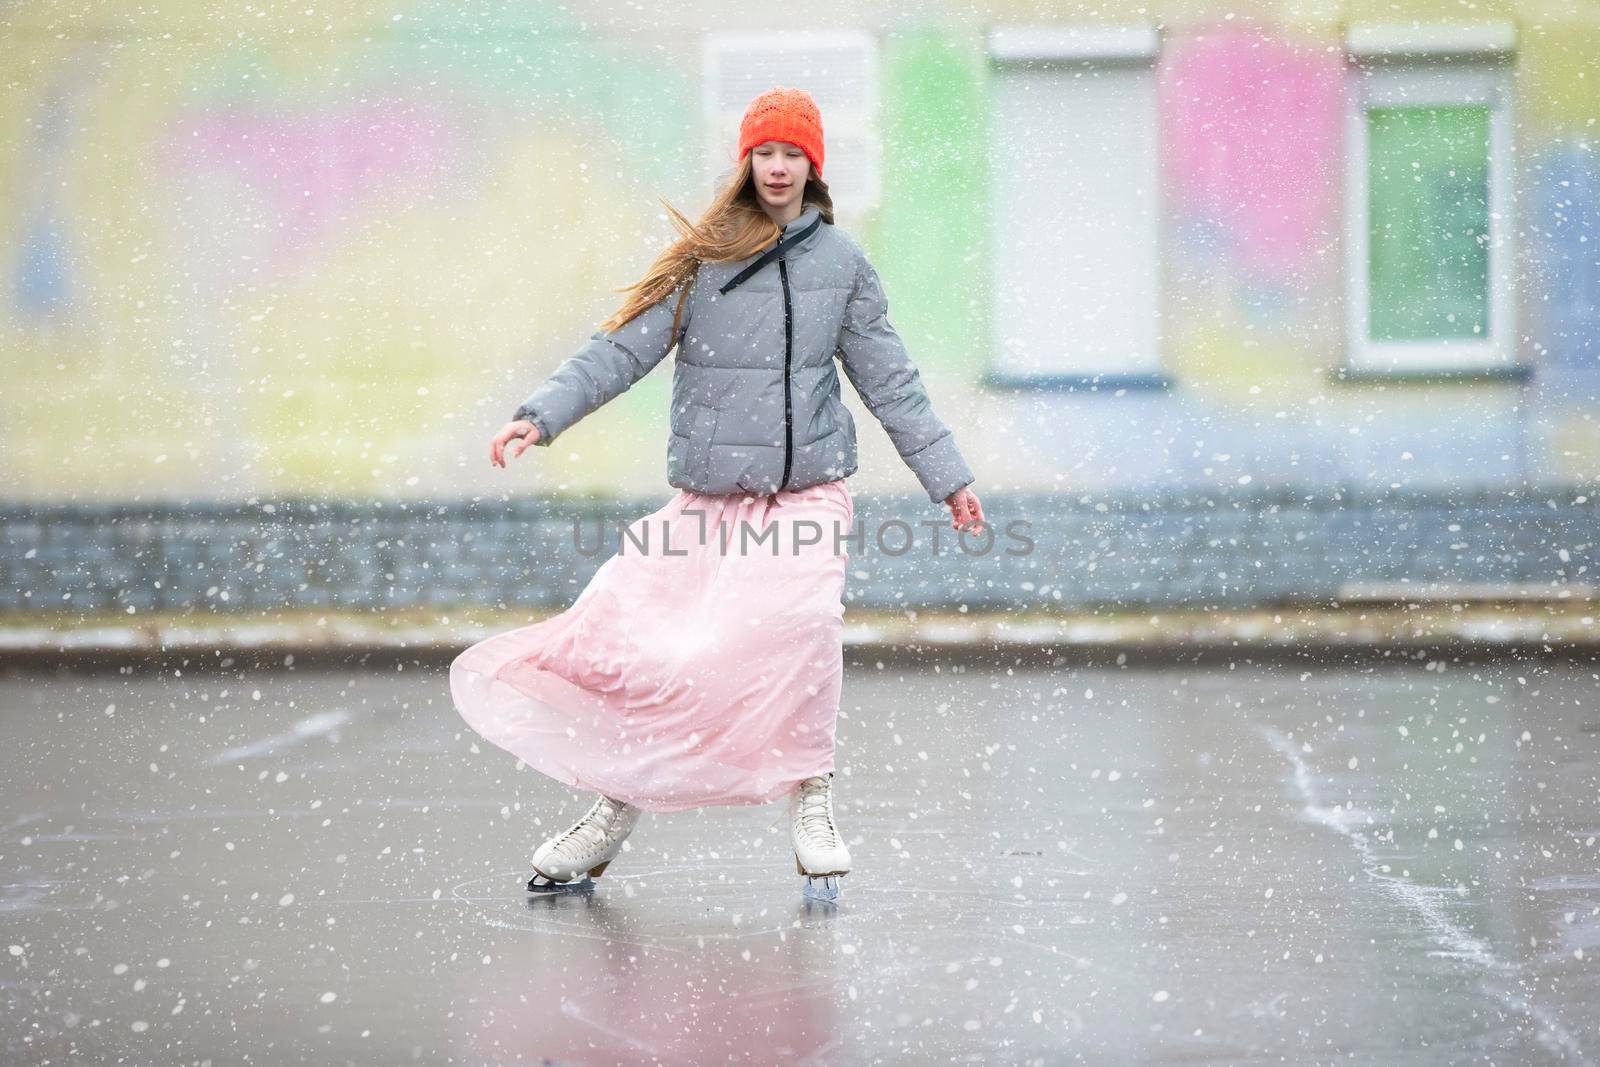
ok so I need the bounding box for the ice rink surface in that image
[3,655,1597,1064]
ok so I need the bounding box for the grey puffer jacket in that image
[512,204,975,504]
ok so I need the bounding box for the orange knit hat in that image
[737,86,825,181]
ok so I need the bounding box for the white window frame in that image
[984,23,1166,389]
[701,31,880,217]
[1342,22,1520,378]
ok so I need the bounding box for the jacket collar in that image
[778,204,826,254]
[719,205,828,294]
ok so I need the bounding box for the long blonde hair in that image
[596,150,835,339]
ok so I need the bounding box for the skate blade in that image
[794,853,845,901]
[526,873,594,894]
[526,859,611,894]
[801,874,842,902]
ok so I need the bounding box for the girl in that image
[450,86,984,902]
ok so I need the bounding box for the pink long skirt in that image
[449,479,854,813]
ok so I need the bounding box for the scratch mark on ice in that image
[1260,725,1588,1066]
[205,709,350,764]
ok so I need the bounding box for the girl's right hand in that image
[491,419,541,468]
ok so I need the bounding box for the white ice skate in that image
[790,772,851,902]
[527,792,641,893]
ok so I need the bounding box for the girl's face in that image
[750,139,811,212]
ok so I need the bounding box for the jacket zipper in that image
[778,256,794,491]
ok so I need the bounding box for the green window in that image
[1365,104,1491,341]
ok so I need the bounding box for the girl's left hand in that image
[945,484,985,534]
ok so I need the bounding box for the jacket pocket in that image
[817,394,843,440]
[685,404,719,486]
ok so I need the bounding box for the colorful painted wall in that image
[2,1,1597,504]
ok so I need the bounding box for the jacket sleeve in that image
[512,279,691,446]
[836,252,976,503]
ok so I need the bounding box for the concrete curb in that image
[2,603,1597,671]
